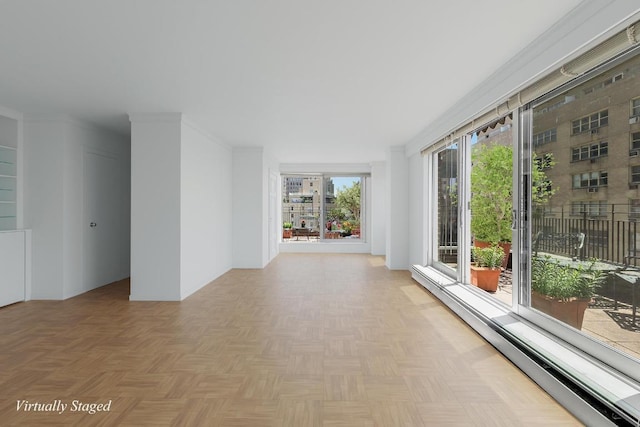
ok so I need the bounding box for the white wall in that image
[130,113,234,300]
[232,147,265,268]
[180,121,232,298]
[25,115,130,300]
[386,147,409,269]
[130,114,182,301]
[24,119,66,299]
[370,161,386,256]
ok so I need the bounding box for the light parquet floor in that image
[0,253,582,426]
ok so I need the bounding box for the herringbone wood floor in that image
[0,253,581,426]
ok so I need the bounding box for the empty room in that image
[1,1,640,425]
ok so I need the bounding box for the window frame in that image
[571,109,609,135]
[632,98,640,118]
[631,132,640,150]
[280,173,367,242]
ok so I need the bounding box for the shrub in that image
[531,255,603,300]
[471,245,505,270]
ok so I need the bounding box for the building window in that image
[630,199,640,219]
[571,201,607,217]
[632,166,640,184]
[572,171,608,188]
[632,98,640,118]
[632,132,640,151]
[533,128,557,147]
[571,110,608,135]
[534,153,554,170]
[584,73,624,94]
[571,141,608,161]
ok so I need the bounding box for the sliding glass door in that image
[433,142,460,272]
[522,50,640,373]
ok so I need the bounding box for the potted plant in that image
[531,255,603,329]
[471,143,555,268]
[470,245,505,292]
[282,222,293,239]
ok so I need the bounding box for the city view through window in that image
[434,51,640,365]
[281,175,362,242]
[479,52,640,361]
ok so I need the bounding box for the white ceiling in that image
[0,1,582,163]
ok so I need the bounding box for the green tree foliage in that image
[471,143,555,243]
[336,181,361,222]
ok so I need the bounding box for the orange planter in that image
[531,291,591,330]
[470,265,501,292]
[474,240,511,269]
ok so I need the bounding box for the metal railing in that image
[532,204,640,265]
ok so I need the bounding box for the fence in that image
[532,204,640,266]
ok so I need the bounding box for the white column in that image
[232,147,265,268]
[129,113,182,300]
[386,146,409,269]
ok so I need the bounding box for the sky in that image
[331,177,360,195]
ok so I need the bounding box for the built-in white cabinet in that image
[0,115,18,231]
[0,230,28,307]
[0,110,28,306]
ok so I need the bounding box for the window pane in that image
[282,175,363,242]
[324,176,362,240]
[530,52,640,364]
[436,145,458,269]
[471,116,513,303]
[281,175,321,241]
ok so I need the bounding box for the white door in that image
[83,152,120,291]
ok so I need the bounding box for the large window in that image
[418,20,640,424]
[528,50,640,375]
[281,174,364,242]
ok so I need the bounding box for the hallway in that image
[0,254,580,425]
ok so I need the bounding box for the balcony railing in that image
[533,204,640,266]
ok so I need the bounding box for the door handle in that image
[90,222,97,228]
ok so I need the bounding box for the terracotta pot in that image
[470,265,501,292]
[282,229,292,239]
[531,291,591,330]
